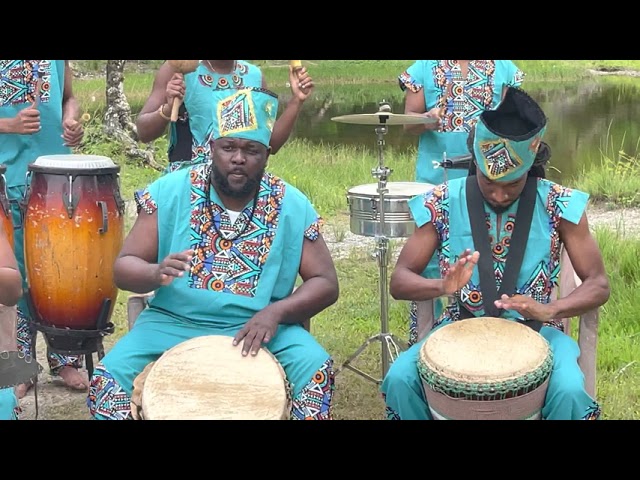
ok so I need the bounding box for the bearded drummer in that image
[381,86,610,420]
[87,87,339,420]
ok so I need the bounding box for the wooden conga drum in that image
[131,335,293,420]
[0,164,14,250]
[22,154,125,331]
[418,317,553,420]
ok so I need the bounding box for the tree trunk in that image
[104,60,163,170]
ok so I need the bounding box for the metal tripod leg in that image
[334,332,406,385]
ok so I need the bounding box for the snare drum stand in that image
[335,102,408,385]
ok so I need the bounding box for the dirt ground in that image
[17,332,119,420]
[14,203,640,420]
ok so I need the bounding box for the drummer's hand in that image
[62,117,84,147]
[232,308,280,357]
[441,249,479,295]
[166,73,185,106]
[12,101,40,134]
[423,106,445,132]
[289,66,314,102]
[494,294,555,322]
[155,249,194,286]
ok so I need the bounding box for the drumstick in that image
[62,113,91,147]
[167,60,200,122]
[290,60,303,81]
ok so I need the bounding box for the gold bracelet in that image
[157,104,171,121]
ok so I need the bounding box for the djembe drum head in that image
[418,317,553,420]
[133,335,292,420]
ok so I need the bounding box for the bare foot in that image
[57,366,89,391]
[15,381,34,399]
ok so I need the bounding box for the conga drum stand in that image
[25,289,114,380]
[333,102,410,385]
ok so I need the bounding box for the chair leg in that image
[558,247,579,335]
[415,300,436,343]
[558,246,598,398]
[127,293,153,331]
[578,309,599,399]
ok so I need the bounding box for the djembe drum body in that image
[22,155,125,331]
[0,165,14,250]
[418,317,553,420]
[131,335,292,420]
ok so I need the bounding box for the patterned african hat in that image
[473,86,547,182]
[210,86,279,148]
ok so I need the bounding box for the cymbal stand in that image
[335,101,407,385]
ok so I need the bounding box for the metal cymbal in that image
[331,111,438,126]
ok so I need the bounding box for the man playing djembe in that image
[381,86,610,420]
[87,86,339,420]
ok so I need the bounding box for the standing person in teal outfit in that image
[0,60,86,414]
[398,60,526,345]
[136,60,314,174]
[381,86,610,420]
[88,86,339,420]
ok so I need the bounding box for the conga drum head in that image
[418,317,553,420]
[28,154,120,174]
[136,335,292,420]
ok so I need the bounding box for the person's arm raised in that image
[136,62,184,144]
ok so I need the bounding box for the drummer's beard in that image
[486,201,517,215]
[211,164,264,199]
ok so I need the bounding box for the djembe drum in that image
[418,317,553,420]
[131,335,292,420]
[21,154,124,360]
[0,165,14,250]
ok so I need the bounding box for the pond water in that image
[266,76,640,184]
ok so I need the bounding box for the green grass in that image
[590,227,640,419]
[572,126,640,207]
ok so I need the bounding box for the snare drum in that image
[22,154,125,330]
[418,317,553,420]
[346,182,434,238]
[131,335,292,420]
[0,165,14,250]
